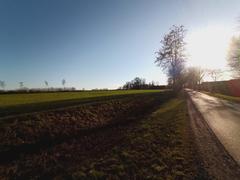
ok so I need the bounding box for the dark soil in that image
[0,92,206,179]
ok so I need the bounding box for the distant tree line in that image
[183,67,225,90]
[0,79,76,93]
[121,77,166,90]
[0,87,76,94]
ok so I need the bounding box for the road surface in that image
[187,90,240,165]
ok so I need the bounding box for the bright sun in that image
[186,25,234,70]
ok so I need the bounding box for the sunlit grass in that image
[0,90,163,108]
[0,90,169,117]
[69,97,202,179]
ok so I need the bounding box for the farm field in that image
[0,89,163,117]
[0,91,206,179]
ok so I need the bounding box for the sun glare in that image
[186,25,234,70]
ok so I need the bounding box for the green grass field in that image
[0,90,162,107]
[0,90,165,117]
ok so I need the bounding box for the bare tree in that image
[185,67,206,88]
[0,80,6,90]
[207,69,223,81]
[19,82,24,89]
[167,77,173,87]
[43,81,49,91]
[62,79,66,89]
[227,36,240,78]
[155,25,187,91]
[44,81,48,88]
[198,68,206,84]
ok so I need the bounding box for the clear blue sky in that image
[1,0,240,89]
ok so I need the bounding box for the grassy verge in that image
[203,91,240,103]
[69,98,202,179]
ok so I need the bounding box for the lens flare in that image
[186,25,234,69]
